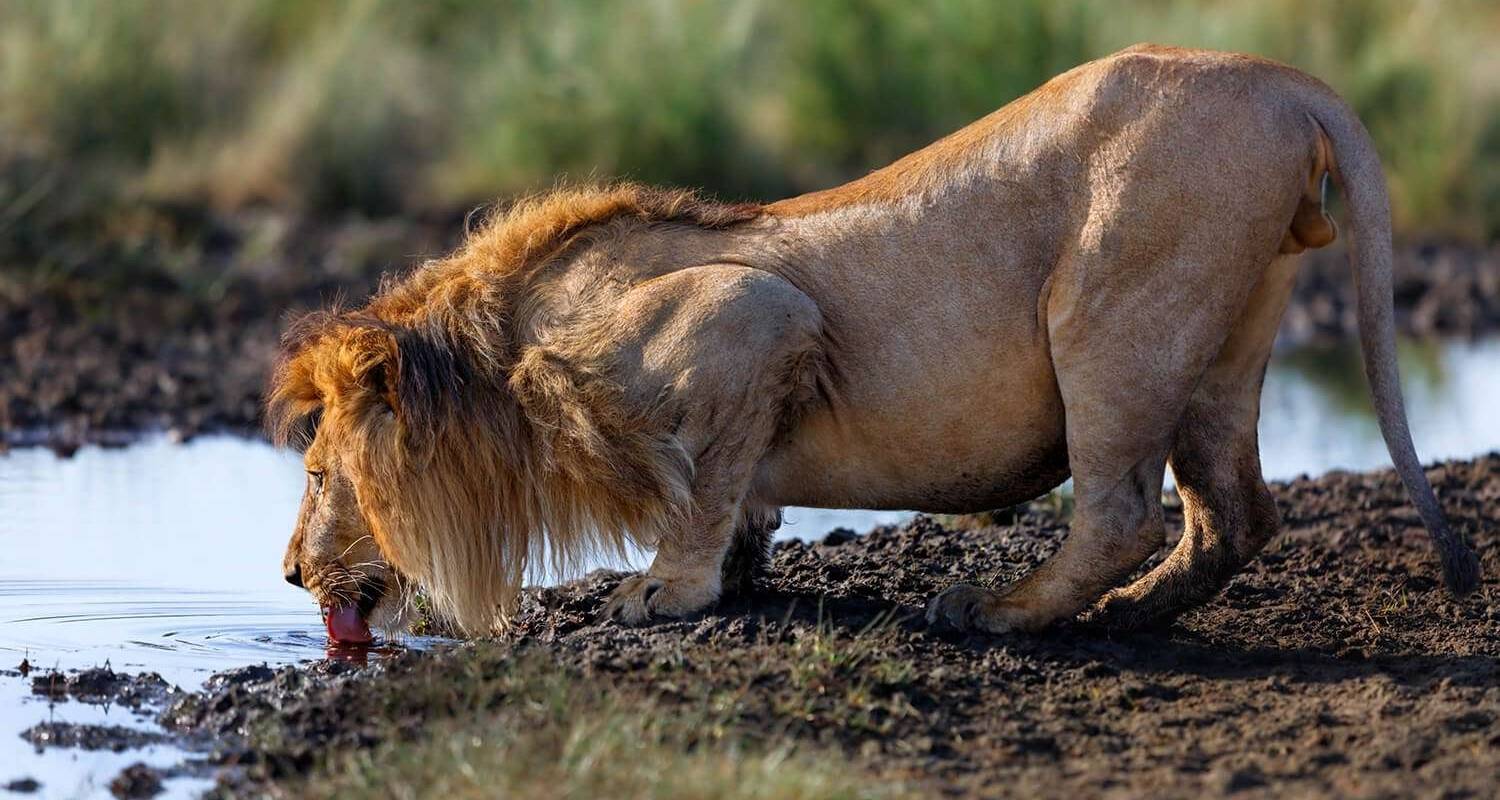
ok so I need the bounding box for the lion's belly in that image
[750,156,1077,513]
[751,332,1070,514]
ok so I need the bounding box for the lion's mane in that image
[266,183,762,634]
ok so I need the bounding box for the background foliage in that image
[2,0,1497,239]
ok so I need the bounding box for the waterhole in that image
[2,338,1497,796]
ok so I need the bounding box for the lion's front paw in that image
[601,573,718,626]
[926,583,1048,634]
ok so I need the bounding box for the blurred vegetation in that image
[1273,337,1447,423]
[1,0,1498,249]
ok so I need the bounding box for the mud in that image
[28,666,181,710]
[9,664,213,794]
[3,202,1497,451]
[109,763,165,798]
[136,453,1500,797]
[21,722,166,752]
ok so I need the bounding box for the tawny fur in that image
[272,45,1477,639]
[269,185,759,633]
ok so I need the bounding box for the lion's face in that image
[282,434,407,643]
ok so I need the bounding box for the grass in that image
[775,609,921,736]
[286,661,897,799]
[1,0,1497,253]
[241,641,913,800]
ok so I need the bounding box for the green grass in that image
[2,0,1497,242]
[243,647,909,800]
[774,609,920,734]
[290,672,894,799]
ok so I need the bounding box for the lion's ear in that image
[345,329,400,414]
[266,343,325,450]
[345,324,462,441]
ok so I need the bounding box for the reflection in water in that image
[0,338,1497,794]
[0,677,215,799]
[1272,338,1448,423]
[1257,338,1499,479]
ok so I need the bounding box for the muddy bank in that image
[24,453,1482,797]
[2,202,1498,451]
[0,209,459,453]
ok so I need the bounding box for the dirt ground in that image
[94,453,1487,798]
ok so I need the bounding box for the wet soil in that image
[109,763,166,799]
[69,453,1493,797]
[2,202,1497,452]
[21,722,166,753]
[28,667,181,709]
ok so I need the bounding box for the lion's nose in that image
[284,563,304,588]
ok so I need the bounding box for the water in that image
[1,338,1497,796]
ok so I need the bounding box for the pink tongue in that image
[325,604,372,644]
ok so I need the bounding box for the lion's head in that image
[266,184,749,640]
[280,425,402,644]
[267,316,453,641]
[267,309,542,641]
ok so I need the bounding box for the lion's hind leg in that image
[721,504,781,598]
[1091,255,1298,629]
[926,283,1198,633]
[929,212,1290,632]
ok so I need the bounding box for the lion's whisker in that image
[335,535,375,561]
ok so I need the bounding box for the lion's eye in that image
[307,470,325,494]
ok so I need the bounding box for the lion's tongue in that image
[324,604,372,644]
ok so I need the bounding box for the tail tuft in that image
[1436,527,1482,596]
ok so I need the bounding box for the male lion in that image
[271,45,1479,642]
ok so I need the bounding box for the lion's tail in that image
[1309,94,1480,597]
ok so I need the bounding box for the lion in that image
[270,44,1479,642]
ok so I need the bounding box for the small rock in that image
[822,527,858,546]
[1220,766,1267,793]
[202,663,276,693]
[4,778,41,793]
[109,763,164,799]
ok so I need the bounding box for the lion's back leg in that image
[929,190,1293,632]
[1090,254,1298,628]
[601,266,821,624]
[721,504,781,598]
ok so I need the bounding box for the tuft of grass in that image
[772,609,921,737]
[272,652,904,800]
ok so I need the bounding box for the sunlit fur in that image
[271,46,1476,639]
[267,183,761,635]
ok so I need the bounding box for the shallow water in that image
[1,338,1498,795]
